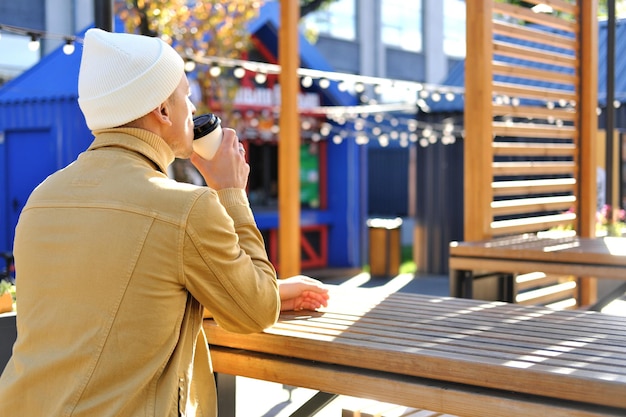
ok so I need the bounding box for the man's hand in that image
[190,128,249,190]
[279,275,329,311]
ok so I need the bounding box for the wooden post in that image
[464,0,493,241]
[605,0,616,226]
[278,2,301,277]
[577,0,599,305]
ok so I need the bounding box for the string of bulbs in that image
[185,53,466,103]
[186,53,468,146]
[0,24,80,55]
[1,23,467,147]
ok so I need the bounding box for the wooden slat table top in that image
[449,235,626,266]
[205,287,626,411]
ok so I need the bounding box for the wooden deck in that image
[205,286,626,417]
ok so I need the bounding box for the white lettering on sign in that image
[234,85,320,109]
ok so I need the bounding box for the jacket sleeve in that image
[182,188,280,333]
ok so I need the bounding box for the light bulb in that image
[301,76,313,88]
[28,35,40,52]
[62,40,75,55]
[255,72,267,84]
[233,66,245,78]
[209,64,221,77]
[184,60,196,72]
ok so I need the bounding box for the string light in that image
[233,66,246,79]
[301,76,313,88]
[184,59,196,72]
[62,38,75,55]
[254,71,267,84]
[186,53,465,97]
[208,63,221,77]
[1,24,467,149]
[28,34,40,52]
[181,53,477,146]
[0,24,79,55]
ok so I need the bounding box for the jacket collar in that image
[88,127,175,173]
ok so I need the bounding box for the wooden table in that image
[449,234,626,305]
[205,286,626,417]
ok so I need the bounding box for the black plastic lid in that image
[193,113,221,140]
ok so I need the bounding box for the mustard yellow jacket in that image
[0,128,280,416]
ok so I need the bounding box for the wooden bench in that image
[341,399,456,417]
[205,286,626,417]
[341,399,449,417]
[449,234,626,308]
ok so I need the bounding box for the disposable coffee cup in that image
[193,113,223,160]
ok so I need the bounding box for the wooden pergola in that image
[464,0,599,303]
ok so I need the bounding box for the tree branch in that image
[300,0,330,19]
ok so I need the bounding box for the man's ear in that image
[152,101,172,126]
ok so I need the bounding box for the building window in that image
[444,0,466,58]
[301,0,356,41]
[381,0,422,52]
[0,32,40,82]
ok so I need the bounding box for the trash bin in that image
[367,217,403,278]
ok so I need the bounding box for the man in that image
[0,28,328,416]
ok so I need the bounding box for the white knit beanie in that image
[78,28,185,131]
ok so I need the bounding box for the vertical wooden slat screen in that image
[464,0,597,240]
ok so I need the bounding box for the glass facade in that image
[444,0,466,57]
[301,0,356,41]
[381,0,422,52]
[0,33,40,84]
